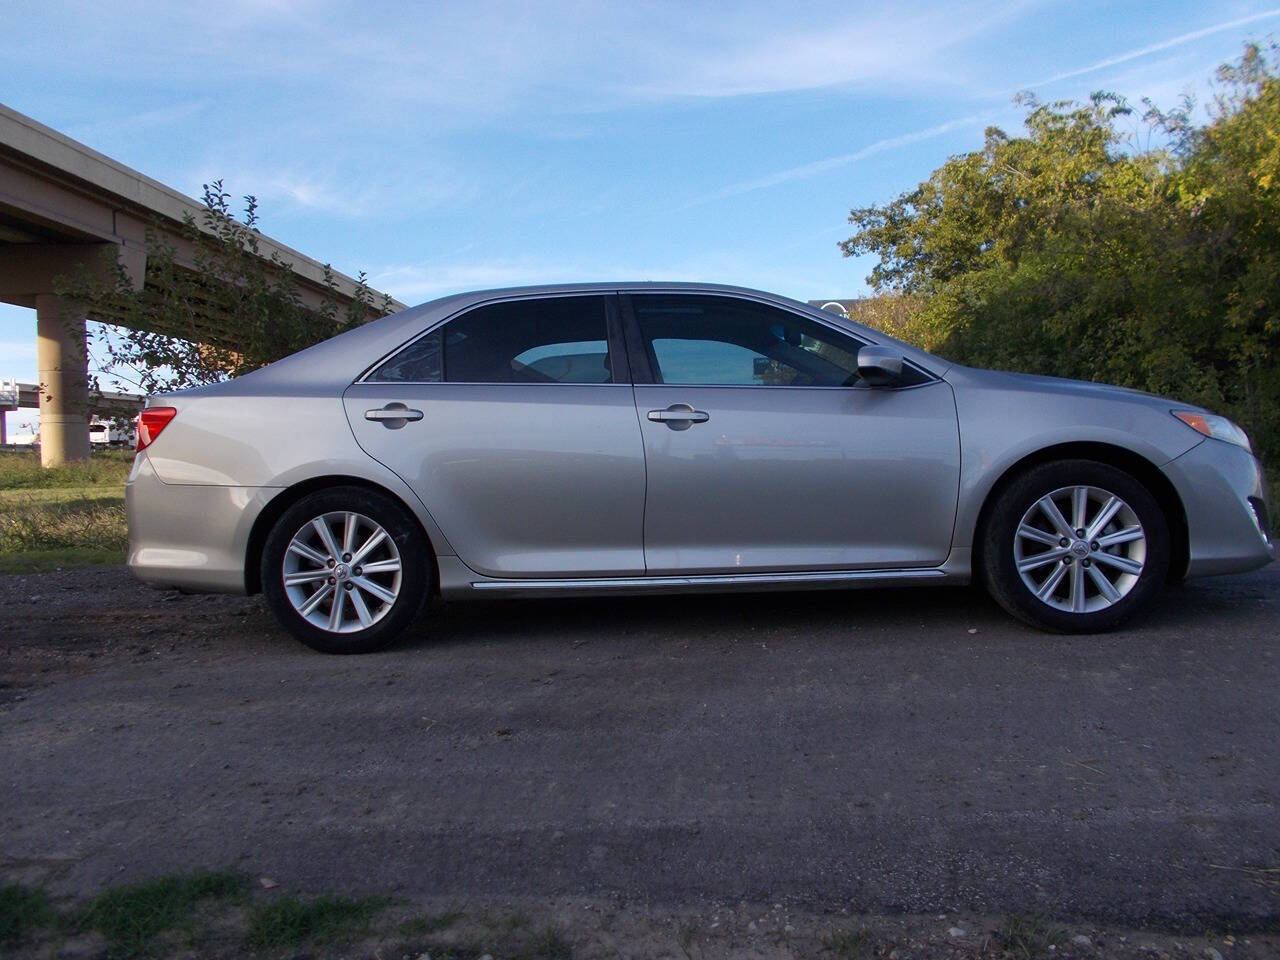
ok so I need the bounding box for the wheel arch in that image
[245,475,440,595]
[972,442,1189,583]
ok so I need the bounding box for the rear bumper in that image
[1163,438,1275,578]
[125,454,279,594]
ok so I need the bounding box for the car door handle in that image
[647,404,710,430]
[365,403,423,428]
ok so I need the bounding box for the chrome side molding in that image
[470,567,947,593]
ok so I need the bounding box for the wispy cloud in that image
[62,99,212,145]
[682,113,994,209]
[1018,8,1280,91]
[631,1,1039,98]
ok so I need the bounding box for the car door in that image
[344,293,647,578]
[624,292,960,574]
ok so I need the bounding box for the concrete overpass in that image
[0,102,404,465]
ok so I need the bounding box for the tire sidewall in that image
[983,460,1170,633]
[261,486,430,653]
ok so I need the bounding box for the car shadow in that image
[391,566,1279,654]
[398,582,1008,653]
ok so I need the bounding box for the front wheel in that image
[980,460,1170,632]
[261,486,430,653]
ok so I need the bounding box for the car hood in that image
[945,365,1197,411]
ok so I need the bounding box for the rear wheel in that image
[981,460,1169,632]
[261,486,430,653]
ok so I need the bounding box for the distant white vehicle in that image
[8,425,39,446]
[89,419,136,446]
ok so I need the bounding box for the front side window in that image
[369,295,612,384]
[632,294,867,387]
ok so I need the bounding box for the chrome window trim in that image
[356,288,943,387]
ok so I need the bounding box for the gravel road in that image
[2,564,1278,933]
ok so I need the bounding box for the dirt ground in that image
[2,563,1279,958]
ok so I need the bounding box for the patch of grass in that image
[0,449,132,490]
[0,546,126,573]
[0,452,129,572]
[75,870,248,958]
[822,929,877,959]
[245,894,390,949]
[996,914,1067,959]
[0,885,58,944]
[0,492,126,549]
[398,908,463,937]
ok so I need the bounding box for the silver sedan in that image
[125,283,1275,653]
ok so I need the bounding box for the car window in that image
[369,296,612,384]
[632,294,868,387]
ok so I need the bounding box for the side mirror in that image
[857,345,905,387]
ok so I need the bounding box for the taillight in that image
[137,407,177,452]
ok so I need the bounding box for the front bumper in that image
[125,454,281,594]
[1162,438,1275,578]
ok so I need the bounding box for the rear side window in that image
[368,296,612,384]
[369,330,442,382]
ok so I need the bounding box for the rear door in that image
[624,293,960,574]
[344,293,647,578]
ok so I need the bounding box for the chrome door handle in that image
[647,404,709,431]
[365,403,423,428]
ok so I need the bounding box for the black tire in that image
[261,486,430,654]
[980,459,1170,633]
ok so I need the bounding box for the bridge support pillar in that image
[35,294,90,467]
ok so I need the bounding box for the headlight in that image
[1172,410,1252,452]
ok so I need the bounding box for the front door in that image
[345,294,647,578]
[625,293,960,574]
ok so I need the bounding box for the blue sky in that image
[3,0,1279,434]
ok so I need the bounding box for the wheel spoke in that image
[1035,562,1068,600]
[1086,496,1123,539]
[1086,564,1121,603]
[350,529,387,566]
[359,558,402,575]
[288,540,328,566]
[352,576,396,605]
[328,588,346,630]
[1071,486,1089,532]
[1017,548,1070,572]
[348,587,374,627]
[342,512,359,555]
[1017,523,1061,547]
[284,569,330,586]
[312,517,342,561]
[1096,526,1143,548]
[1037,496,1075,539]
[1092,551,1143,576]
[299,582,333,616]
[1069,561,1086,612]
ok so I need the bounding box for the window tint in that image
[369,296,612,384]
[632,295,868,387]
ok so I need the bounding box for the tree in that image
[841,44,1280,473]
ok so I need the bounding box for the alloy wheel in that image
[281,511,403,633]
[1013,485,1147,614]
